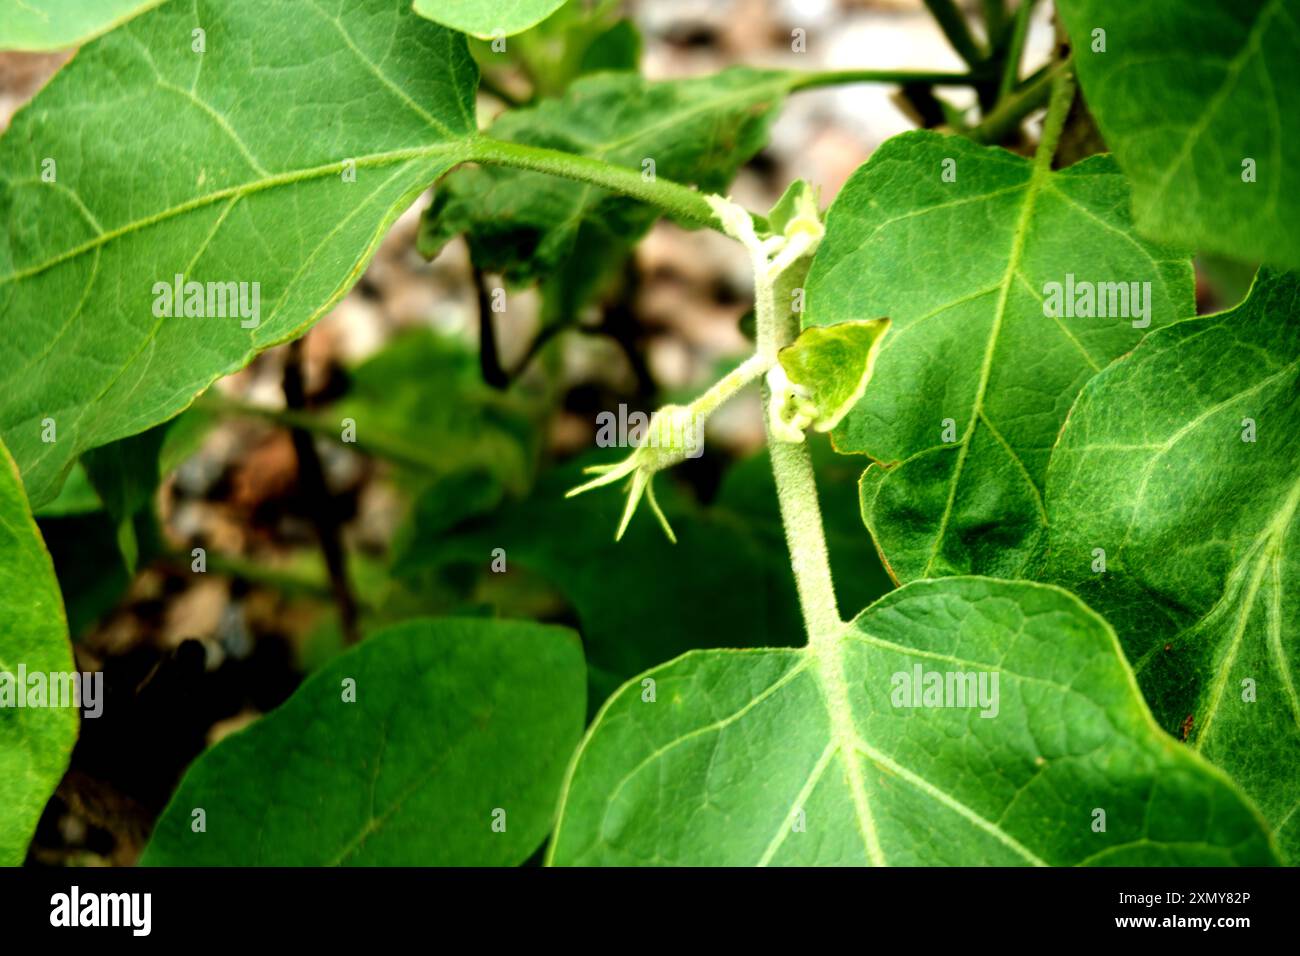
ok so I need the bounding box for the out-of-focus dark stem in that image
[283,338,359,645]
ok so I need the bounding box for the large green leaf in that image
[0,0,479,507]
[549,577,1277,866]
[803,130,1193,582]
[419,68,790,287]
[141,617,585,865]
[413,0,569,39]
[0,438,77,865]
[1040,268,1300,861]
[0,0,166,51]
[1057,0,1300,269]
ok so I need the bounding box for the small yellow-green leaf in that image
[778,318,891,434]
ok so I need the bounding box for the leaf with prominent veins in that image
[1057,0,1300,269]
[0,0,479,506]
[0,438,76,866]
[1040,268,1300,862]
[548,578,1276,866]
[803,131,1193,583]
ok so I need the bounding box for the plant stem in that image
[282,339,360,646]
[786,68,986,92]
[738,232,842,644]
[689,353,770,419]
[997,0,1038,102]
[923,0,987,68]
[469,136,719,229]
[474,264,508,390]
[1034,60,1076,168]
[969,55,1066,144]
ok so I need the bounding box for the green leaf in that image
[549,577,1277,866]
[1039,267,1300,861]
[140,617,585,865]
[803,130,1194,582]
[778,318,891,434]
[81,423,167,574]
[0,0,166,51]
[0,438,77,866]
[419,68,790,286]
[1057,0,1300,269]
[0,0,479,508]
[413,0,568,39]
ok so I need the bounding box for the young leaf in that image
[777,318,891,435]
[549,577,1277,866]
[0,0,479,508]
[1040,267,1300,861]
[0,0,165,51]
[412,0,569,40]
[803,130,1194,582]
[1057,0,1300,269]
[419,68,790,285]
[140,617,585,865]
[0,438,77,866]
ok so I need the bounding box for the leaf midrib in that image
[0,142,472,288]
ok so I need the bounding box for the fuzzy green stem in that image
[689,353,770,419]
[969,55,1067,144]
[787,68,987,92]
[742,234,842,643]
[468,136,719,228]
[1034,61,1076,168]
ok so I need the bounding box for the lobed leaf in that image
[1057,0,1300,269]
[1040,267,1300,861]
[803,130,1193,583]
[549,577,1277,866]
[0,438,77,865]
[0,0,480,507]
[141,617,585,865]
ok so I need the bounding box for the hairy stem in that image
[727,221,841,642]
[1034,60,1076,167]
[469,137,720,229]
[969,56,1067,144]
